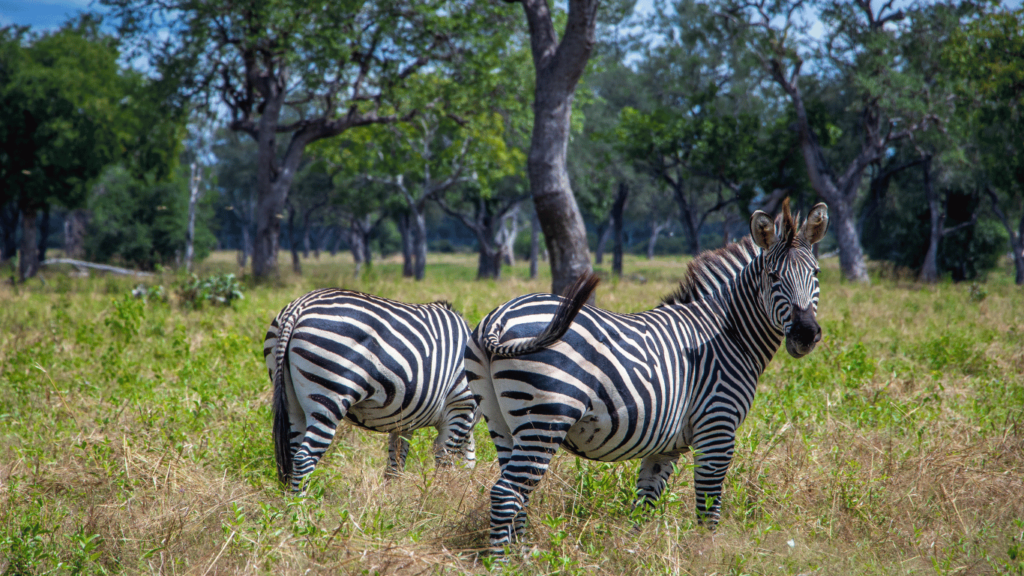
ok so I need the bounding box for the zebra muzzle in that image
[785,306,821,359]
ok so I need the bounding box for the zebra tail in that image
[272,304,302,486]
[484,271,600,358]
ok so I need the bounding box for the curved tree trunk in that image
[612,182,628,277]
[19,206,39,281]
[529,208,540,280]
[986,187,1024,285]
[518,0,598,297]
[920,156,942,283]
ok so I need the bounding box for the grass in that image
[1,250,1022,575]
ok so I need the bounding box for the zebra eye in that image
[767,271,781,283]
[813,268,820,277]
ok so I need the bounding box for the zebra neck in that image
[719,258,785,375]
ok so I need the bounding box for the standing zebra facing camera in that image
[466,199,829,555]
[265,289,477,491]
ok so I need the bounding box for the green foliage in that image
[85,165,216,270]
[175,273,244,309]
[0,16,184,212]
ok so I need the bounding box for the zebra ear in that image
[750,210,777,250]
[800,203,829,245]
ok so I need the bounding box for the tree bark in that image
[19,206,39,281]
[288,203,301,275]
[919,156,942,283]
[518,0,599,296]
[185,162,202,273]
[611,182,628,277]
[530,207,540,280]
[63,209,88,260]
[412,211,427,281]
[37,203,51,264]
[0,202,18,264]
[398,212,415,278]
[986,187,1024,285]
[647,220,668,260]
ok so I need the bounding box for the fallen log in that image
[41,258,154,277]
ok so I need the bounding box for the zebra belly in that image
[562,409,689,462]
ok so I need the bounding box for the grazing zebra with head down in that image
[465,199,828,553]
[265,289,477,491]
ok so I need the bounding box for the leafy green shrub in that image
[911,332,987,375]
[131,283,167,303]
[175,273,244,309]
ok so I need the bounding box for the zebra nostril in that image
[814,326,822,343]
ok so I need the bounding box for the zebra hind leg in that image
[632,453,680,528]
[434,380,478,470]
[386,431,413,480]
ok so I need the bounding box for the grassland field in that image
[0,250,1022,575]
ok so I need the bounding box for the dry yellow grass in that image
[0,251,1022,575]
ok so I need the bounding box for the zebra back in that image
[482,272,600,358]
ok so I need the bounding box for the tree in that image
[510,0,601,296]
[85,165,216,270]
[0,18,180,281]
[105,0,509,280]
[725,0,939,282]
[946,7,1024,284]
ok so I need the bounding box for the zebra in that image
[465,199,828,553]
[265,288,477,491]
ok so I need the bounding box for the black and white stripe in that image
[265,289,476,491]
[466,200,829,553]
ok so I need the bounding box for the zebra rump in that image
[266,288,476,491]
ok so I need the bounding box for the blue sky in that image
[0,0,100,29]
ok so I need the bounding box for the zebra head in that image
[749,199,829,358]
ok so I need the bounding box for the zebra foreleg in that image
[692,433,736,529]
[386,431,413,480]
[632,453,681,521]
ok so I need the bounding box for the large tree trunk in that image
[237,225,250,270]
[185,162,202,273]
[647,220,667,260]
[920,156,942,283]
[831,200,869,282]
[673,189,701,255]
[1,202,18,264]
[529,208,540,280]
[412,211,427,281]
[398,212,415,278]
[611,182,628,277]
[476,244,502,280]
[519,0,598,297]
[288,204,301,275]
[63,209,88,260]
[37,203,51,264]
[19,206,39,281]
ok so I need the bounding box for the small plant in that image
[131,283,168,303]
[969,282,988,303]
[175,273,244,309]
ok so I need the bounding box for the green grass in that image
[1,251,1023,575]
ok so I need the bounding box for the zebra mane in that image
[661,236,761,306]
[430,300,455,311]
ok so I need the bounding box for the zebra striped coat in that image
[465,200,828,552]
[265,289,477,491]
